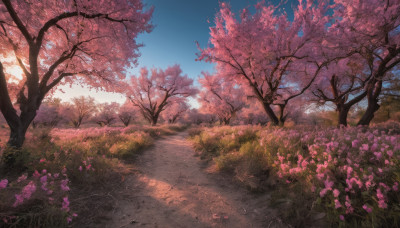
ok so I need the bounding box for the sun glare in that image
[6,65,24,81]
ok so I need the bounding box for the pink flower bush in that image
[13,181,37,207]
[257,126,400,224]
[0,179,8,189]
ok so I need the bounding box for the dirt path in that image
[102,132,283,228]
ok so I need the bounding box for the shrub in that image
[191,124,400,227]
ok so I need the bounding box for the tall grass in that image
[0,124,186,227]
[190,122,400,227]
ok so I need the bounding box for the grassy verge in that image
[189,121,400,227]
[0,124,186,227]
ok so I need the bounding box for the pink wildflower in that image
[0,179,8,189]
[320,188,328,197]
[393,182,398,191]
[378,199,387,209]
[373,152,382,160]
[62,197,70,212]
[361,144,369,151]
[78,166,83,172]
[352,140,359,148]
[363,205,372,213]
[13,194,24,207]
[339,215,345,221]
[324,178,334,189]
[335,199,342,208]
[333,189,340,198]
[61,179,70,191]
[40,175,47,184]
[21,181,36,199]
[33,170,40,178]
[17,174,27,183]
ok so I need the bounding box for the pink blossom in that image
[17,174,27,183]
[387,150,393,157]
[335,199,342,208]
[21,181,36,199]
[13,194,24,207]
[13,181,37,207]
[61,179,70,191]
[361,144,369,151]
[320,188,329,197]
[62,197,70,212]
[352,140,359,148]
[373,152,382,160]
[0,179,8,189]
[40,175,47,184]
[324,178,334,189]
[79,166,83,172]
[393,182,398,191]
[33,170,41,178]
[333,189,340,198]
[363,205,372,213]
[378,200,387,209]
[339,215,345,221]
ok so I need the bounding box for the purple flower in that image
[0,179,8,189]
[62,197,70,212]
[352,140,359,148]
[363,205,372,213]
[60,179,70,191]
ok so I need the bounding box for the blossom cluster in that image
[0,168,76,224]
[259,126,400,223]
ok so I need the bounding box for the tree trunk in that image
[337,104,351,127]
[358,99,380,126]
[358,80,382,126]
[151,115,158,126]
[223,118,230,125]
[260,102,279,126]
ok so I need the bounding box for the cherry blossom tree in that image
[312,58,369,126]
[197,0,331,126]
[32,98,62,128]
[330,0,400,126]
[118,102,137,126]
[235,102,269,125]
[94,102,119,126]
[127,65,197,125]
[311,0,400,126]
[0,0,153,148]
[61,96,96,128]
[198,72,245,125]
[161,102,189,124]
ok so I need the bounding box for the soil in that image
[98,131,287,228]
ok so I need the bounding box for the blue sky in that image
[55,0,296,104]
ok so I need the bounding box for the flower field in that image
[190,121,400,227]
[0,124,185,227]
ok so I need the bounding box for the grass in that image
[190,122,400,227]
[0,124,186,227]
